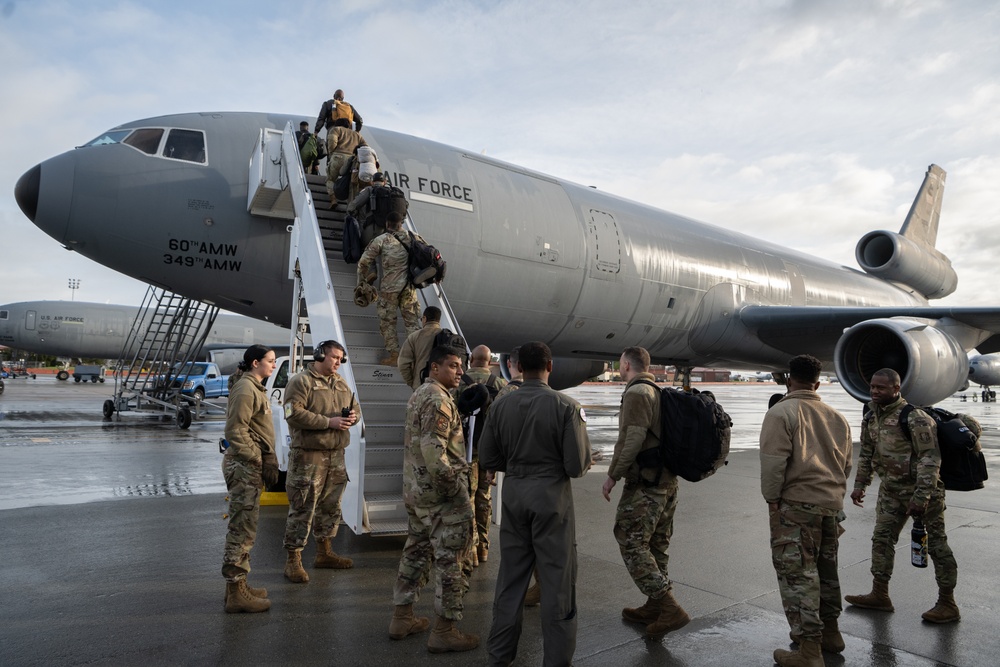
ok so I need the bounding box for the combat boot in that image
[477,545,488,563]
[224,580,271,613]
[314,538,353,569]
[645,590,691,639]
[773,639,822,667]
[379,352,399,366]
[622,596,660,624]
[790,618,845,653]
[284,549,309,583]
[226,580,268,600]
[844,579,894,611]
[921,587,961,623]
[388,604,430,640]
[426,616,480,653]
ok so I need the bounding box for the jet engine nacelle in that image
[498,354,606,390]
[855,231,958,299]
[834,317,968,406]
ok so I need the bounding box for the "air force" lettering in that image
[382,171,473,204]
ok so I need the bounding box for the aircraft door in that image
[25,310,36,331]
[587,209,621,278]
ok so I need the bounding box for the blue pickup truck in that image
[172,362,229,400]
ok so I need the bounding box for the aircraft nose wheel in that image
[175,407,192,430]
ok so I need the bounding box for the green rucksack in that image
[300,134,318,165]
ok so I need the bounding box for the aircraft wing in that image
[738,306,1000,357]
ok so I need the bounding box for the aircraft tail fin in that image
[899,164,946,248]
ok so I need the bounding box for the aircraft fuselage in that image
[18,112,925,367]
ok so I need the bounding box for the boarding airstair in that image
[105,286,223,429]
[248,124,468,535]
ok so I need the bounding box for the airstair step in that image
[365,445,405,468]
[363,423,405,444]
[353,364,407,384]
[360,401,409,423]
[355,382,413,403]
[366,517,409,536]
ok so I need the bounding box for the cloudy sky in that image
[0,0,997,309]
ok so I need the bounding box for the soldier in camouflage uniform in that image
[356,212,421,366]
[389,346,479,653]
[601,346,689,640]
[221,345,278,614]
[846,368,965,624]
[281,340,361,583]
[760,355,853,666]
[460,345,507,566]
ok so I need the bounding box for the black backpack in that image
[633,380,732,483]
[400,231,446,288]
[370,185,409,227]
[884,405,988,492]
[418,328,468,384]
[342,214,363,263]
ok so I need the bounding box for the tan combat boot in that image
[645,590,691,639]
[523,581,541,607]
[388,603,430,640]
[284,549,309,583]
[226,580,268,600]
[844,579,893,611]
[426,616,480,653]
[224,580,271,613]
[477,545,488,563]
[790,618,845,653]
[921,587,960,623]
[314,538,353,569]
[773,639,823,667]
[379,352,399,366]
[622,596,660,624]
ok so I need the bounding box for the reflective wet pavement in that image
[1,376,998,665]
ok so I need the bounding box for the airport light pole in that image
[68,278,80,301]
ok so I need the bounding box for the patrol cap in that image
[456,383,489,416]
[372,172,385,182]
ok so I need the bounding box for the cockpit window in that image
[123,128,164,155]
[163,129,206,163]
[81,127,207,164]
[84,130,131,147]
[0,310,8,320]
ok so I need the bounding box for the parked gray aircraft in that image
[14,112,1000,405]
[0,300,291,361]
[968,353,1000,397]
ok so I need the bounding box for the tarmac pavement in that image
[1,376,998,666]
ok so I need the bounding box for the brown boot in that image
[622,596,659,624]
[524,581,541,607]
[773,639,823,666]
[314,538,353,569]
[426,616,480,653]
[389,604,430,640]
[284,549,309,583]
[225,580,267,600]
[792,619,845,653]
[645,590,691,639]
[477,545,488,563]
[844,579,893,611]
[379,352,399,366]
[921,587,961,623]
[224,580,271,613]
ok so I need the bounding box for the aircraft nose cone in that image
[15,164,40,222]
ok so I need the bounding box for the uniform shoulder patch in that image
[434,408,451,437]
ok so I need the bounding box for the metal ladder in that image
[248,124,468,535]
[107,286,221,428]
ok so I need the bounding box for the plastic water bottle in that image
[911,519,928,568]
